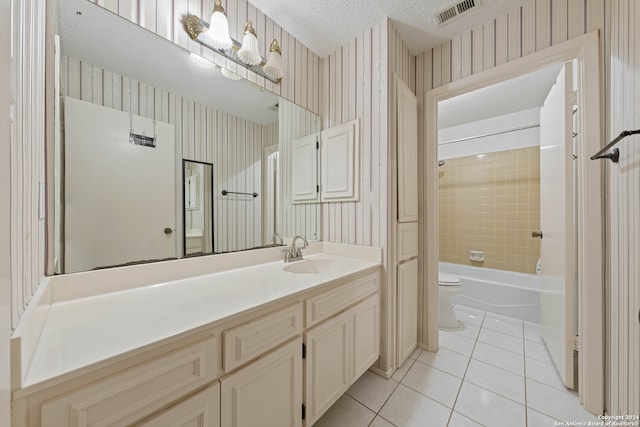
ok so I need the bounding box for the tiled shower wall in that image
[439,146,540,274]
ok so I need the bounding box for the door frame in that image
[421,31,603,414]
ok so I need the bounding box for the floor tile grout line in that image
[444,312,486,426]
[363,356,416,427]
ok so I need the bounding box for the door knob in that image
[531,231,543,238]
[164,227,173,235]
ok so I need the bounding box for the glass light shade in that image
[208,10,232,49]
[237,21,261,65]
[263,39,284,79]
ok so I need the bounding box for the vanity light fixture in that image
[263,39,284,80]
[184,10,282,83]
[237,21,261,65]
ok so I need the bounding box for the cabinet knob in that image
[164,227,173,235]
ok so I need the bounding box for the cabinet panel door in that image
[291,134,319,203]
[397,259,418,366]
[304,312,350,425]
[397,79,418,222]
[350,293,380,381]
[396,222,418,262]
[320,119,359,202]
[220,339,302,427]
[137,383,220,427]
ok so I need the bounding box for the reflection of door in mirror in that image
[63,97,176,273]
[263,145,280,244]
[183,160,214,256]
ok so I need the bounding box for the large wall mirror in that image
[52,0,321,274]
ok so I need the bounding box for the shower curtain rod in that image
[438,124,540,145]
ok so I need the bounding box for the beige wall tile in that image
[439,147,541,274]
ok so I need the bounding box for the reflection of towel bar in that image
[221,190,258,198]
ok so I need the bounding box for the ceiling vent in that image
[436,0,480,25]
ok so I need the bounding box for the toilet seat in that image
[438,272,461,286]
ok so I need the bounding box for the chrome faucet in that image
[285,234,308,262]
[272,232,283,245]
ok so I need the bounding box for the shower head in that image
[438,160,445,167]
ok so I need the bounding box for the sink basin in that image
[283,259,341,274]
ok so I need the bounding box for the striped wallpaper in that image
[321,19,415,372]
[10,0,47,328]
[607,0,640,417]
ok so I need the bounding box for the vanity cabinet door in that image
[304,311,350,426]
[136,383,220,427]
[350,294,380,381]
[397,259,418,366]
[220,338,302,427]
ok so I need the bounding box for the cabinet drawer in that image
[223,303,303,371]
[305,272,379,328]
[136,382,220,427]
[41,337,217,427]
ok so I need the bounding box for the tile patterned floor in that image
[314,305,599,427]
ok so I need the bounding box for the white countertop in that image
[15,251,380,393]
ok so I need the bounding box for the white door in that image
[538,63,575,388]
[64,97,176,272]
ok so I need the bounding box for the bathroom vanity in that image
[10,243,381,427]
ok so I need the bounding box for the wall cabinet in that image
[397,259,418,366]
[304,294,380,425]
[221,339,302,427]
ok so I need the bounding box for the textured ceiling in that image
[248,0,528,56]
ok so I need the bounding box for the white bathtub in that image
[439,262,540,323]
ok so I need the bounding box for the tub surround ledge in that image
[10,242,382,397]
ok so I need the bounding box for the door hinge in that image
[302,343,306,359]
[572,335,579,351]
[316,184,319,194]
[302,404,306,420]
[316,139,319,149]
[569,90,578,106]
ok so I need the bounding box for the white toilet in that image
[438,272,462,328]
